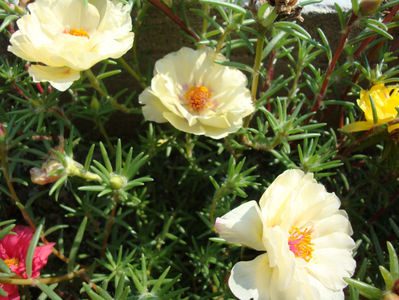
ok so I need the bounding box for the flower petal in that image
[313,212,353,237]
[215,200,265,251]
[0,284,20,300]
[29,65,80,91]
[30,243,55,278]
[259,169,308,229]
[341,121,373,132]
[139,89,168,123]
[263,226,295,290]
[307,248,356,291]
[388,123,399,133]
[228,253,273,300]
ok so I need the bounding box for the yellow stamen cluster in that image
[185,86,212,112]
[4,258,19,268]
[288,226,314,262]
[66,29,89,39]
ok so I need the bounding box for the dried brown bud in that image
[359,0,383,15]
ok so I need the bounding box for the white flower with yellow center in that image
[215,169,356,300]
[8,0,134,91]
[139,47,254,139]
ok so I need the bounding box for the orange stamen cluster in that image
[4,258,19,268]
[288,226,314,262]
[66,29,89,38]
[185,86,212,112]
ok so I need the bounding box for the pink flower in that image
[0,226,54,300]
[0,285,19,300]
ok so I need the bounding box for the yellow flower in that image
[139,47,254,139]
[8,0,134,91]
[215,169,356,300]
[343,83,399,133]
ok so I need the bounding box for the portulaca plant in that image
[0,0,398,299]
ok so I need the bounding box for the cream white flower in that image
[139,47,254,139]
[8,0,134,91]
[215,169,356,300]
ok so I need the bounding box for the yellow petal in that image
[388,122,399,133]
[341,121,373,132]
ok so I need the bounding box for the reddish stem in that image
[353,4,399,58]
[262,50,276,93]
[262,49,276,112]
[312,13,358,112]
[146,0,200,41]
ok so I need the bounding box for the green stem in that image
[85,69,131,113]
[210,186,227,226]
[118,58,146,89]
[243,26,267,128]
[95,116,113,151]
[0,1,23,15]
[0,268,88,285]
[185,133,193,159]
[0,146,35,229]
[287,64,303,100]
[201,3,210,40]
[100,191,119,257]
[65,158,101,182]
[242,132,282,151]
[214,27,232,55]
[251,26,267,102]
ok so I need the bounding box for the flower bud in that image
[109,174,126,189]
[384,292,399,300]
[359,0,383,15]
[90,96,100,111]
[257,2,278,27]
[0,124,6,140]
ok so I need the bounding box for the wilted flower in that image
[8,0,134,91]
[30,140,65,185]
[139,47,254,139]
[342,83,399,133]
[30,139,101,185]
[0,226,54,299]
[30,159,64,185]
[215,169,356,300]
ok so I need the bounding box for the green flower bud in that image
[91,96,100,111]
[109,174,126,189]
